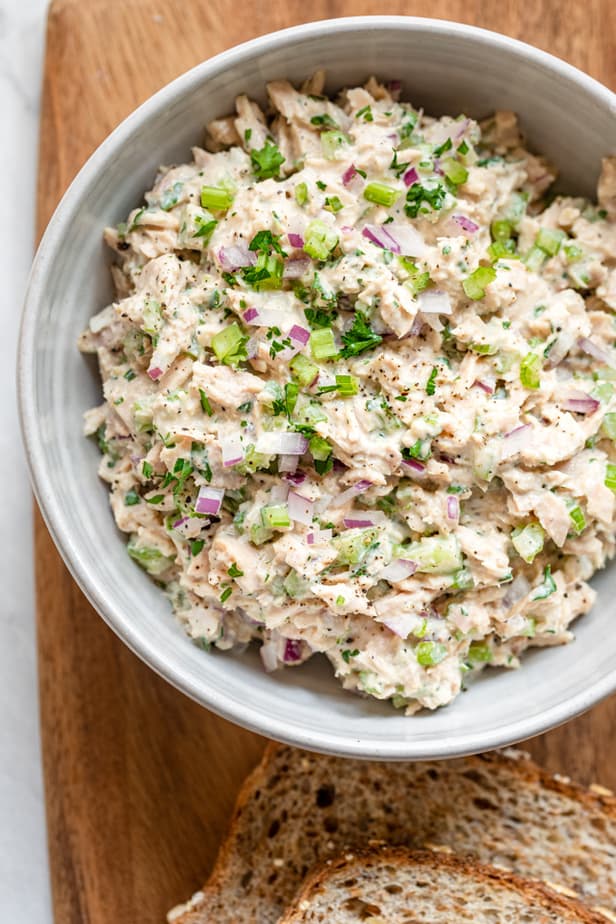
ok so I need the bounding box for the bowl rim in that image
[18,15,616,759]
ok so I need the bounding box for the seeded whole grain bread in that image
[278,847,609,924]
[168,745,616,924]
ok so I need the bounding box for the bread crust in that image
[279,847,610,924]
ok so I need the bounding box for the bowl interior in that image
[21,18,616,758]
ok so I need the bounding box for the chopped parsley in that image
[250,139,285,180]
[340,312,383,358]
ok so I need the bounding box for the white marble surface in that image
[1,0,53,919]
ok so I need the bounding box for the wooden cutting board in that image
[36,1,616,920]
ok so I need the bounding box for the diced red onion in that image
[362,224,394,250]
[218,244,256,271]
[270,483,289,505]
[173,516,204,539]
[474,378,495,395]
[307,528,333,545]
[545,331,574,368]
[561,392,600,414]
[287,232,304,248]
[416,290,452,315]
[147,366,163,381]
[387,79,402,98]
[221,436,244,468]
[362,222,427,258]
[410,315,424,337]
[433,160,444,176]
[451,214,479,234]
[288,491,314,525]
[501,424,531,460]
[260,640,279,673]
[578,337,613,366]
[455,118,470,140]
[447,495,459,521]
[283,470,306,486]
[283,257,311,279]
[195,486,224,516]
[381,611,420,638]
[402,458,426,474]
[342,164,358,186]
[289,324,310,346]
[278,454,299,473]
[403,166,419,187]
[283,639,303,663]
[255,432,309,455]
[330,480,373,508]
[343,517,374,528]
[243,307,293,328]
[245,337,258,360]
[380,559,417,583]
[503,573,531,608]
[422,313,444,332]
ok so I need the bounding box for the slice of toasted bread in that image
[279,847,608,924]
[168,746,616,924]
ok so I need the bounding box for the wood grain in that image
[36,1,616,921]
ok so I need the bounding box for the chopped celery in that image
[250,523,273,545]
[415,641,448,667]
[295,182,309,206]
[491,219,512,241]
[133,399,154,433]
[399,258,431,295]
[211,322,248,366]
[566,500,586,534]
[535,227,566,255]
[520,352,541,389]
[605,462,616,493]
[142,299,163,336]
[470,342,498,355]
[261,504,291,529]
[293,398,327,428]
[283,569,309,598]
[488,240,517,262]
[500,191,528,229]
[363,182,399,207]
[441,157,468,185]
[511,522,544,563]
[127,539,174,576]
[531,564,557,600]
[334,374,359,396]
[451,567,474,591]
[564,242,583,262]
[602,412,616,440]
[463,266,496,300]
[200,185,234,211]
[333,528,380,565]
[524,246,546,273]
[592,381,614,404]
[467,642,491,663]
[309,434,332,462]
[289,353,319,387]
[303,219,339,260]
[310,327,337,360]
[320,130,349,159]
[403,535,462,575]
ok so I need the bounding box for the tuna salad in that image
[80,73,616,713]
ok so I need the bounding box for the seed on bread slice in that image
[168,745,616,924]
[278,847,608,924]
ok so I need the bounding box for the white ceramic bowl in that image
[19,17,616,759]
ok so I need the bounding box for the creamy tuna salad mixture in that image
[80,73,616,712]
